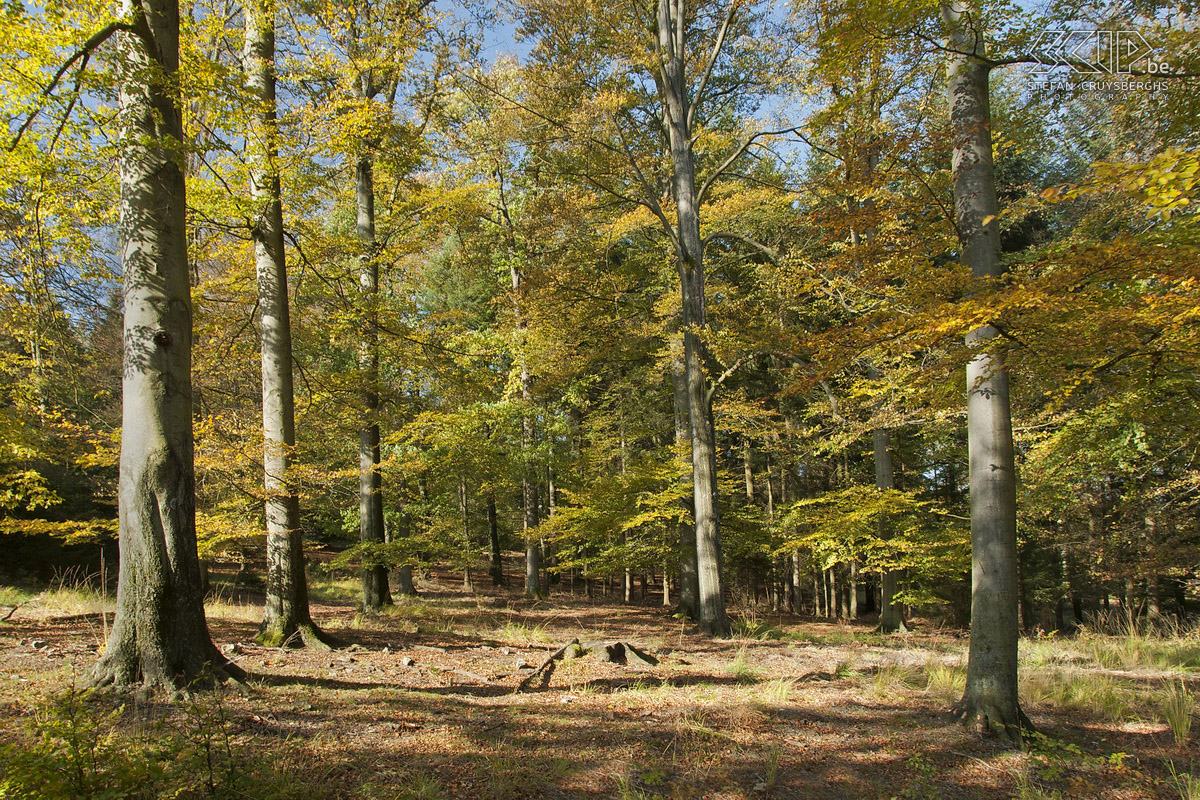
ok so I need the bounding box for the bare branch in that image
[687,2,738,132]
[702,231,778,263]
[697,127,798,205]
[706,353,754,402]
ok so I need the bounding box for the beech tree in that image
[508,0,795,635]
[244,0,327,648]
[92,0,237,689]
[939,0,1027,739]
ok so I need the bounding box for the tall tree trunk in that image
[1145,513,1162,619]
[657,0,728,637]
[942,0,1027,741]
[92,0,239,690]
[460,477,473,592]
[849,561,859,619]
[671,339,699,618]
[742,437,754,501]
[488,493,504,586]
[357,152,390,610]
[393,528,417,597]
[508,258,544,599]
[874,425,906,633]
[244,0,325,650]
[827,568,837,620]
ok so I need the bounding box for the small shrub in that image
[0,686,162,800]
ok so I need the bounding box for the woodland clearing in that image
[0,561,1194,800]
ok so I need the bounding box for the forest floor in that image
[0,562,1196,800]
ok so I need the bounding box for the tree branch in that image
[7,19,136,152]
[702,231,778,263]
[687,2,738,132]
[697,127,798,206]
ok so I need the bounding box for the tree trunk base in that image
[395,566,419,597]
[255,621,335,650]
[697,617,731,638]
[951,696,1032,744]
[91,646,247,696]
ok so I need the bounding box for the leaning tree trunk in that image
[92,0,239,690]
[356,151,391,611]
[942,0,1028,742]
[657,0,729,637]
[244,0,326,649]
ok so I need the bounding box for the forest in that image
[0,0,1198,796]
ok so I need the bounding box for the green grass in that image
[730,615,785,641]
[1020,669,1144,723]
[924,659,966,701]
[306,573,360,604]
[1168,761,1200,800]
[491,619,555,645]
[871,661,921,697]
[0,586,37,607]
[758,677,798,704]
[1163,681,1196,746]
[729,646,761,682]
[1081,632,1200,672]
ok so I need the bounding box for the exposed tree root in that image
[90,645,248,697]
[951,697,1033,745]
[255,621,337,650]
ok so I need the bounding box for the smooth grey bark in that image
[243,0,326,650]
[459,477,473,592]
[356,152,391,611]
[849,561,859,619]
[487,493,504,586]
[1144,514,1162,619]
[742,437,754,501]
[655,0,729,637]
[671,337,699,618]
[942,0,1028,741]
[387,479,417,597]
[385,489,417,597]
[92,0,238,690]
[509,260,544,599]
[873,426,907,633]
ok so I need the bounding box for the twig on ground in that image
[1,600,31,622]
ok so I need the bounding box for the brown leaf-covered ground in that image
[0,564,1192,799]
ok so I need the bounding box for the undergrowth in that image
[0,683,319,800]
